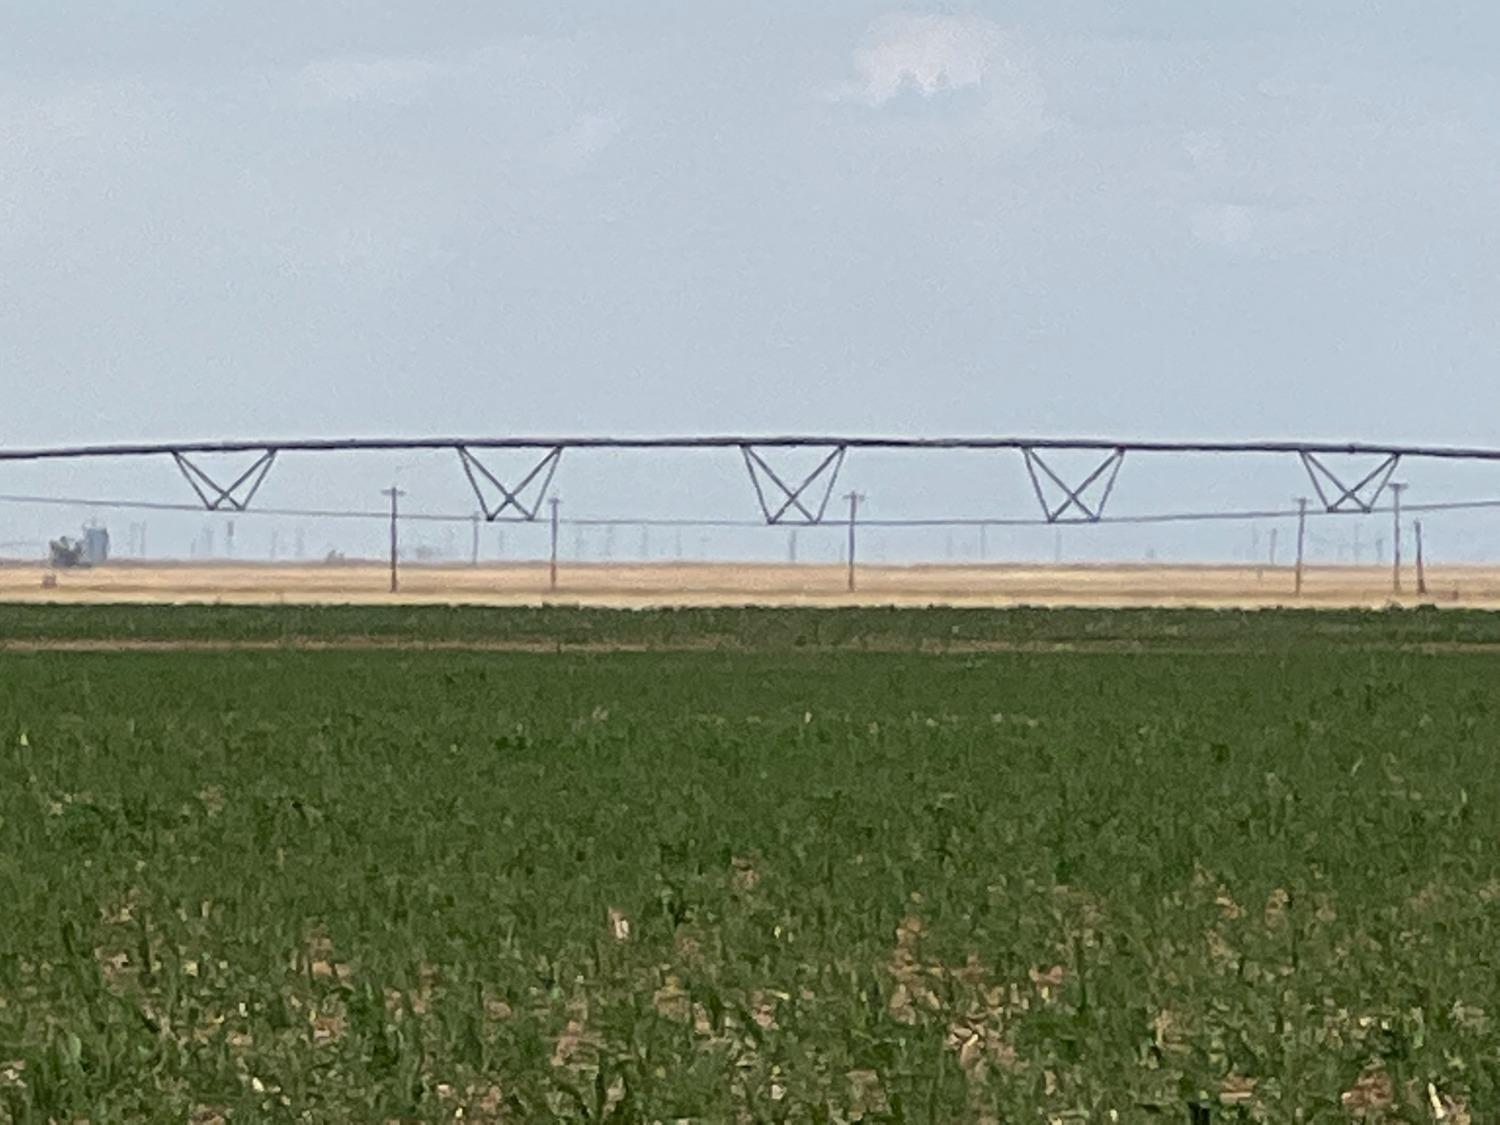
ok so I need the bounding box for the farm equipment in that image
[48,526,109,568]
[49,537,88,568]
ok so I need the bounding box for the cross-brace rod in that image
[171,450,277,511]
[1299,451,1401,513]
[740,445,848,524]
[457,445,563,521]
[1021,447,1126,523]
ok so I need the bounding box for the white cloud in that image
[830,12,1039,107]
[846,13,999,104]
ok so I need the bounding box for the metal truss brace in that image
[740,444,848,525]
[457,445,562,522]
[1299,451,1400,513]
[171,449,277,511]
[1022,447,1126,523]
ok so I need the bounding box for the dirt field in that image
[0,559,1491,608]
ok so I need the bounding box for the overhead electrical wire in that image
[3,491,1500,531]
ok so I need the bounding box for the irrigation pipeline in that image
[4,490,1500,531]
[8,435,1500,460]
[8,435,1499,533]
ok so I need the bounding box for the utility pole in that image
[844,491,865,593]
[1390,482,1407,594]
[470,513,480,567]
[1295,498,1308,597]
[381,485,405,594]
[1415,519,1428,596]
[980,523,988,561]
[788,529,798,564]
[548,498,561,593]
[226,520,235,560]
[1269,528,1278,568]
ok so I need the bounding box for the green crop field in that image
[1,607,1497,1121]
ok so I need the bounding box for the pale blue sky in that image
[2,3,1498,560]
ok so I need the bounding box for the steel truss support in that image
[457,445,562,522]
[741,444,848,525]
[1299,451,1401,513]
[1021,446,1126,523]
[171,449,277,511]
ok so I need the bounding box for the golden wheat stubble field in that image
[0,560,1493,607]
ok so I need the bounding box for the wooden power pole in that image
[1415,519,1428,596]
[381,486,405,594]
[548,498,561,593]
[1390,482,1407,594]
[844,491,865,593]
[1295,498,1308,597]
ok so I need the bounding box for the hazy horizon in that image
[4,3,1499,563]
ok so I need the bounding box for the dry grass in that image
[0,559,1494,608]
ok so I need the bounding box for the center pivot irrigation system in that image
[3,434,1498,592]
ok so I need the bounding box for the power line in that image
[5,490,1500,531]
[0,491,767,527]
[0,492,431,521]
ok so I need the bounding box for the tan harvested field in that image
[0,559,1494,608]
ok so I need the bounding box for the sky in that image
[2,2,1499,561]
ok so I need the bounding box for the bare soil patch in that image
[0,560,1493,610]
